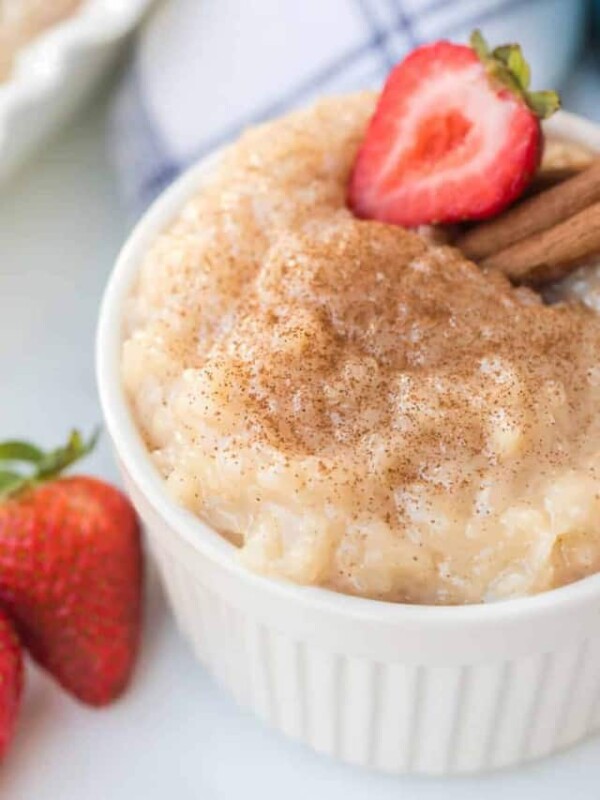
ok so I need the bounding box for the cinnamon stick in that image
[480,201,600,286]
[524,164,588,196]
[457,158,600,261]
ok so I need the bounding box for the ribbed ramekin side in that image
[145,525,600,776]
[98,112,600,778]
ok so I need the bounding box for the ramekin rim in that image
[96,107,600,626]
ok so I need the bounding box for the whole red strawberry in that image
[0,431,142,706]
[0,609,23,758]
[349,30,561,227]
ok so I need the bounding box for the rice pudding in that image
[122,94,600,604]
[0,0,82,80]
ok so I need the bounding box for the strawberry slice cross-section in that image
[349,31,560,227]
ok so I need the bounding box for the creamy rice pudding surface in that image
[122,94,600,605]
[0,0,82,80]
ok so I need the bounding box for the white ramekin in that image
[97,110,600,776]
[0,0,154,181]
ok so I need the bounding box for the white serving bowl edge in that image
[97,110,600,775]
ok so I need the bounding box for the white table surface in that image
[2,70,600,799]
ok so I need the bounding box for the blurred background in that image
[3,1,600,798]
[111,0,600,215]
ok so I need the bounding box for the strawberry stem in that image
[469,29,560,120]
[0,429,99,500]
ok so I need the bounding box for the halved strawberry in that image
[349,31,560,227]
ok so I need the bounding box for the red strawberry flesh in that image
[0,609,23,759]
[349,41,543,226]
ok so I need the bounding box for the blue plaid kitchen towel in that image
[112,0,587,216]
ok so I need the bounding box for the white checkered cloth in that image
[111,0,586,216]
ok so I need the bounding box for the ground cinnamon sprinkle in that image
[123,93,600,605]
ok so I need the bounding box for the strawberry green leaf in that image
[492,44,530,90]
[470,29,490,60]
[485,61,522,97]
[36,428,100,481]
[0,471,26,498]
[527,90,561,119]
[0,429,100,501]
[506,46,530,90]
[0,441,44,464]
[492,44,512,65]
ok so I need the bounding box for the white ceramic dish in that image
[0,0,153,181]
[97,110,600,777]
